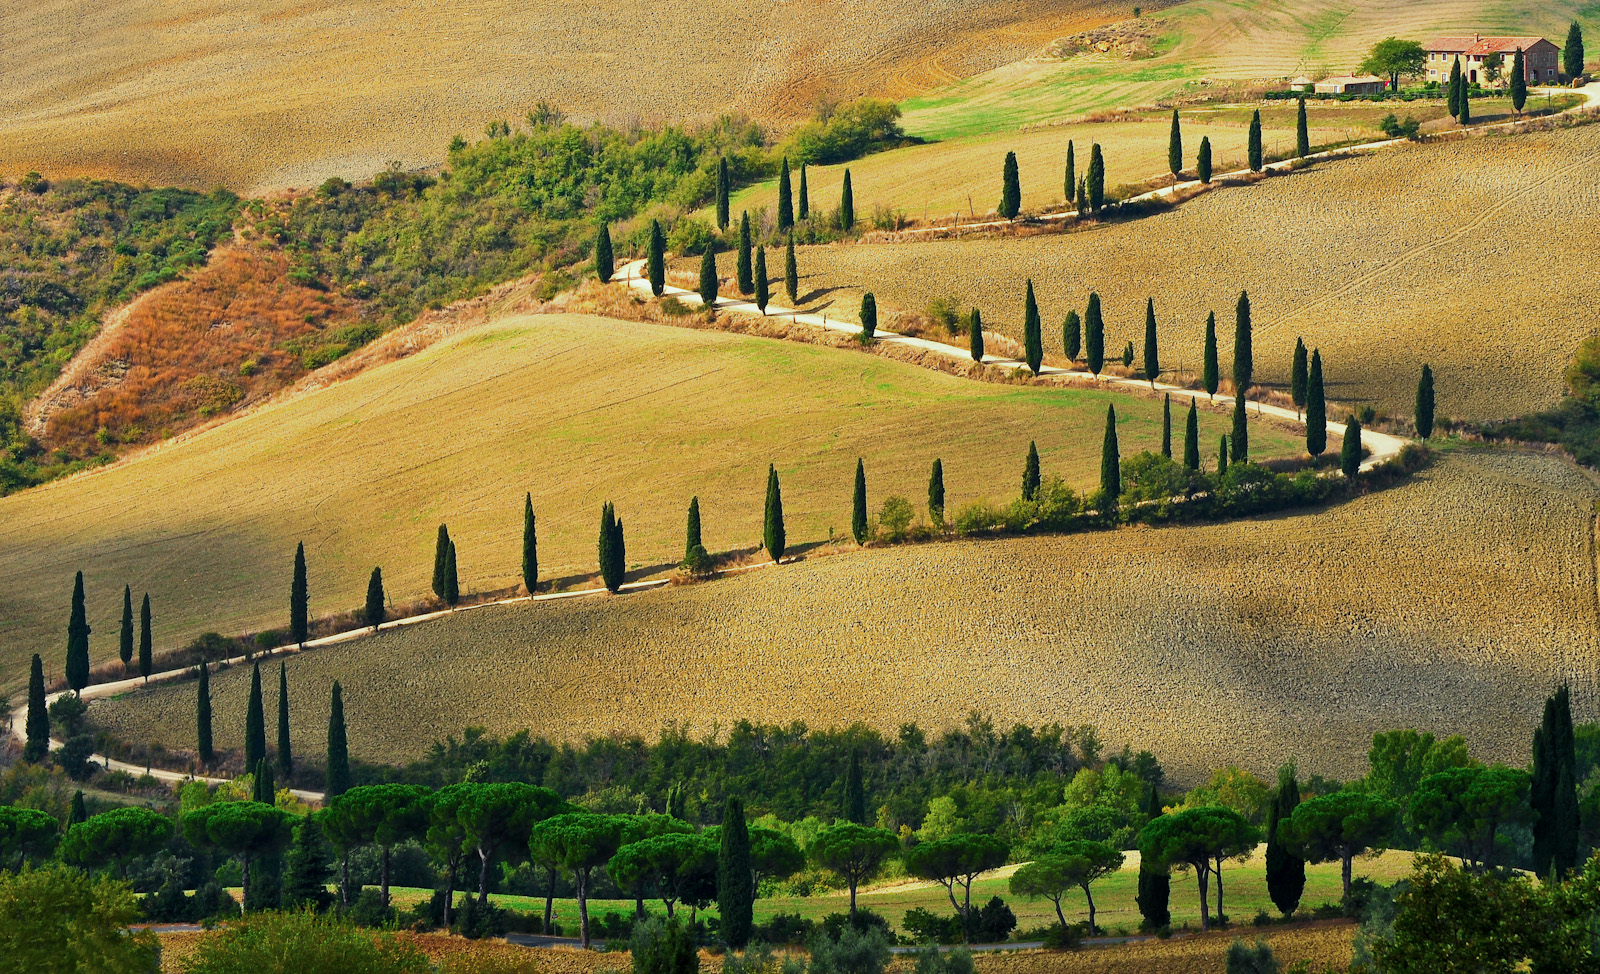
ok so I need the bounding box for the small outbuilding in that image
[1287,75,1314,92]
[1313,75,1388,95]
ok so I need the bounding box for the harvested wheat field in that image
[0,0,1105,194]
[790,122,1600,420]
[90,448,1600,783]
[0,312,1298,690]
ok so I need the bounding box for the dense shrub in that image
[754,912,817,945]
[181,908,431,973]
[632,915,697,974]
[971,896,1017,943]
[0,866,159,973]
[902,907,963,944]
[809,922,894,974]
[783,100,909,165]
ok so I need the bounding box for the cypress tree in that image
[595,223,614,283]
[613,518,627,589]
[1291,338,1309,418]
[1296,97,1309,157]
[282,816,335,912]
[717,796,754,948]
[754,245,769,313]
[253,758,276,806]
[1135,787,1170,930]
[1218,435,1229,475]
[276,662,292,778]
[1122,340,1135,367]
[1088,144,1105,211]
[1533,686,1582,877]
[1231,395,1249,464]
[196,661,213,764]
[364,567,385,628]
[929,459,945,525]
[1566,22,1586,79]
[1101,406,1121,499]
[1340,415,1362,477]
[326,681,350,799]
[763,465,785,564]
[599,503,619,592]
[1306,350,1327,457]
[1086,293,1105,376]
[838,170,854,230]
[245,662,267,772]
[69,791,86,828]
[843,752,868,824]
[860,293,877,341]
[1161,395,1172,458]
[999,151,1021,220]
[65,571,90,694]
[685,496,703,559]
[138,594,152,682]
[1511,49,1528,113]
[736,212,753,294]
[784,233,799,304]
[777,158,794,230]
[1063,311,1081,363]
[1459,76,1472,124]
[119,585,134,666]
[1183,400,1200,471]
[1248,110,1263,171]
[698,247,719,307]
[432,525,450,600]
[24,654,48,763]
[1448,58,1463,119]
[1064,141,1076,202]
[1023,441,1041,502]
[444,541,459,606]
[1233,290,1253,394]
[1023,280,1042,374]
[647,219,666,297]
[969,308,984,362]
[716,157,731,230]
[1203,311,1219,399]
[1167,109,1182,179]
[522,493,538,594]
[1416,364,1435,439]
[1198,136,1212,184]
[1076,176,1089,217]
[852,459,868,545]
[290,542,309,647]
[1143,297,1160,385]
[1265,764,1306,916]
[798,164,810,220]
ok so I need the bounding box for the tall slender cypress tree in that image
[999,151,1021,220]
[522,493,538,594]
[764,465,785,564]
[718,796,754,948]
[1101,406,1121,500]
[1161,394,1172,458]
[860,293,877,341]
[612,517,627,590]
[276,662,292,778]
[1565,22,1586,79]
[138,594,152,681]
[1076,176,1089,217]
[716,157,731,230]
[1340,415,1362,477]
[1231,395,1249,464]
[648,219,666,297]
[246,662,267,772]
[1291,338,1309,418]
[1088,144,1105,211]
[969,308,985,362]
[119,585,134,666]
[1064,141,1076,202]
[838,170,854,230]
[444,541,459,606]
[698,248,719,307]
[1135,786,1170,930]
[736,212,753,294]
[595,224,614,283]
[929,459,945,525]
[253,758,276,805]
[777,158,794,230]
[1511,49,1528,113]
[1167,109,1182,179]
[685,497,703,559]
[1086,293,1105,376]
[1023,442,1041,502]
[196,661,213,764]
[290,542,308,647]
[1458,76,1472,124]
[784,233,799,303]
[1183,400,1200,471]
[326,681,350,799]
[69,791,86,828]
[65,571,90,694]
[1448,58,1463,119]
[1248,110,1263,171]
[852,459,869,545]
[1218,435,1229,475]
[1295,97,1309,158]
[1415,364,1435,439]
[1265,764,1306,916]
[599,503,618,592]
[24,654,48,763]
[843,752,868,824]
[1064,311,1081,363]
[432,525,451,600]
[1198,136,1212,184]
[798,164,810,220]
[1144,298,1160,385]
[365,567,385,628]
[1023,280,1042,374]
[1306,350,1327,457]
[1203,312,1219,399]
[1532,686,1581,878]
[1233,291,1253,393]
[754,246,769,313]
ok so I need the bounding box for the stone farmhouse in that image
[1423,34,1560,85]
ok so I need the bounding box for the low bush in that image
[809,922,894,974]
[971,895,1017,943]
[631,915,697,974]
[182,908,431,974]
[909,944,976,974]
[754,911,816,945]
[902,907,963,944]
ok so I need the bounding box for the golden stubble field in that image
[91,448,1600,783]
[0,312,1298,690]
[0,0,1102,193]
[788,123,1600,421]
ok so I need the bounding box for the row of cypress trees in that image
[60,574,158,694]
[188,660,350,797]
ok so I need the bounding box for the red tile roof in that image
[1425,35,1550,56]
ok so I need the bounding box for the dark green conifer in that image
[1566,22,1586,79]
[1088,144,1105,211]
[1459,75,1472,124]
[1161,394,1172,458]
[432,525,450,600]
[1305,350,1327,457]
[784,233,799,303]
[65,571,90,694]
[599,503,620,592]
[1023,280,1042,374]
[138,594,152,682]
[325,681,350,799]
[736,211,753,294]
[1233,290,1253,394]
[718,796,754,948]
[253,758,276,805]
[1533,685,1581,878]
[754,245,769,313]
[1076,176,1089,218]
[1101,406,1121,499]
[1218,435,1229,475]
[685,497,703,559]
[1202,312,1219,399]
[196,661,213,764]
[595,223,614,283]
[290,542,308,646]
[716,157,731,230]
[24,654,48,763]
[1167,109,1182,178]
[444,541,459,607]
[1296,97,1309,157]
[999,151,1021,220]
[1198,136,1212,184]
[522,493,538,594]
[1122,340,1135,367]
[1063,310,1081,363]
[1265,764,1306,916]
[838,170,854,230]
[777,158,795,230]
[1064,141,1076,202]
[245,662,266,772]
[69,791,86,828]
[119,585,134,666]
[843,752,868,824]
[698,247,719,307]
[1416,364,1435,439]
[1448,57,1463,119]
[928,459,945,526]
[1086,293,1105,376]
[763,465,785,564]
[276,662,292,778]
[969,308,984,362]
[798,164,810,220]
[1183,400,1200,471]
[1023,441,1041,502]
[648,219,666,297]
[364,567,385,629]
[282,816,335,912]
[1231,395,1248,464]
[1291,338,1309,417]
[1143,297,1160,385]
[860,293,877,341]
[852,459,868,545]
[1135,786,1170,929]
[1248,110,1263,171]
[1340,415,1362,477]
[1511,49,1528,113]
